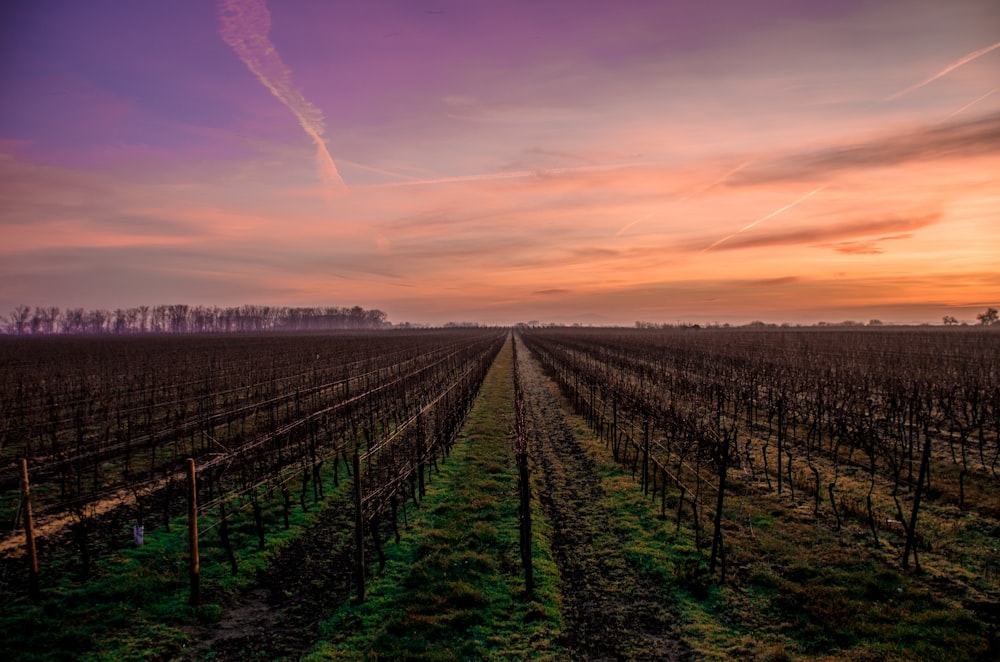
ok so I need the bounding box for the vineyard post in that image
[21,459,40,602]
[642,418,650,495]
[518,451,534,597]
[417,411,426,499]
[903,433,932,570]
[512,337,534,597]
[709,431,730,577]
[187,458,200,606]
[611,400,617,449]
[353,452,366,603]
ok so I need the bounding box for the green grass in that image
[0,461,354,661]
[308,337,565,661]
[556,391,994,661]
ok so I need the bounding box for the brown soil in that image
[515,335,696,661]
[184,499,360,660]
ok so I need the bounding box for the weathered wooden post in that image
[417,412,426,499]
[21,459,40,602]
[187,458,200,606]
[353,453,366,603]
[642,418,650,495]
[518,450,533,597]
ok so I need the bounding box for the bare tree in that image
[8,305,30,335]
[30,307,45,334]
[977,307,998,326]
[45,306,61,333]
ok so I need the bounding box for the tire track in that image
[516,334,695,661]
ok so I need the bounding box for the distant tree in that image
[168,304,189,333]
[30,307,45,334]
[5,302,390,335]
[977,307,999,326]
[88,309,110,333]
[868,319,883,326]
[942,315,959,326]
[8,305,30,335]
[113,309,129,333]
[44,306,61,333]
[64,308,86,333]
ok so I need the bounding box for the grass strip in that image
[308,337,565,661]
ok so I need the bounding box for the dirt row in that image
[186,496,359,660]
[187,335,695,659]
[515,334,695,661]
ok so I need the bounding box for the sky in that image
[1,0,998,326]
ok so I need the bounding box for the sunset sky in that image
[1,0,998,326]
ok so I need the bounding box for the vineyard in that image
[0,330,503,611]
[1,326,998,660]
[519,326,999,657]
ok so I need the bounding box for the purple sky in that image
[2,0,999,325]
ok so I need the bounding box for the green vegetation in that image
[309,339,564,661]
[2,330,995,661]
[555,385,993,661]
[0,464,354,661]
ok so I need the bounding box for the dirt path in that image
[186,499,358,660]
[515,334,695,661]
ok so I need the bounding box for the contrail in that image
[885,40,1000,102]
[615,161,753,237]
[689,160,752,195]
[219,0,347,193]
[942,88,996,121]
[616,210,656,237]
[384,161,642,188]
[703,185,826,252]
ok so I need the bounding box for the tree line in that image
[4,304,389,335]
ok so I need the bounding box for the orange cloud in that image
[822,233,914,255]
[703,213,941,252]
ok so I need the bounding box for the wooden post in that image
[518,451,534,597]
[187,458,200,606]
[417,412,426,499]
[21,459,40,602]
[353,453,366,603]
[642,419,650,495]
[611,401,619,459]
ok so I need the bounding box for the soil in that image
[515,335,696,661]
[185,335,697,659]
[185,500,359,660]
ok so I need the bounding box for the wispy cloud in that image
[821,233,913,255]
[707,213,940,252]
[731,111,1000,185]
[885,40,1000,102]
[383,160,645,188]
[218,0,347,193]
[942,88,996,121]
[735,276,800,288]
[703,185,827,252]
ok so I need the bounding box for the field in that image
[1,327,997,660]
